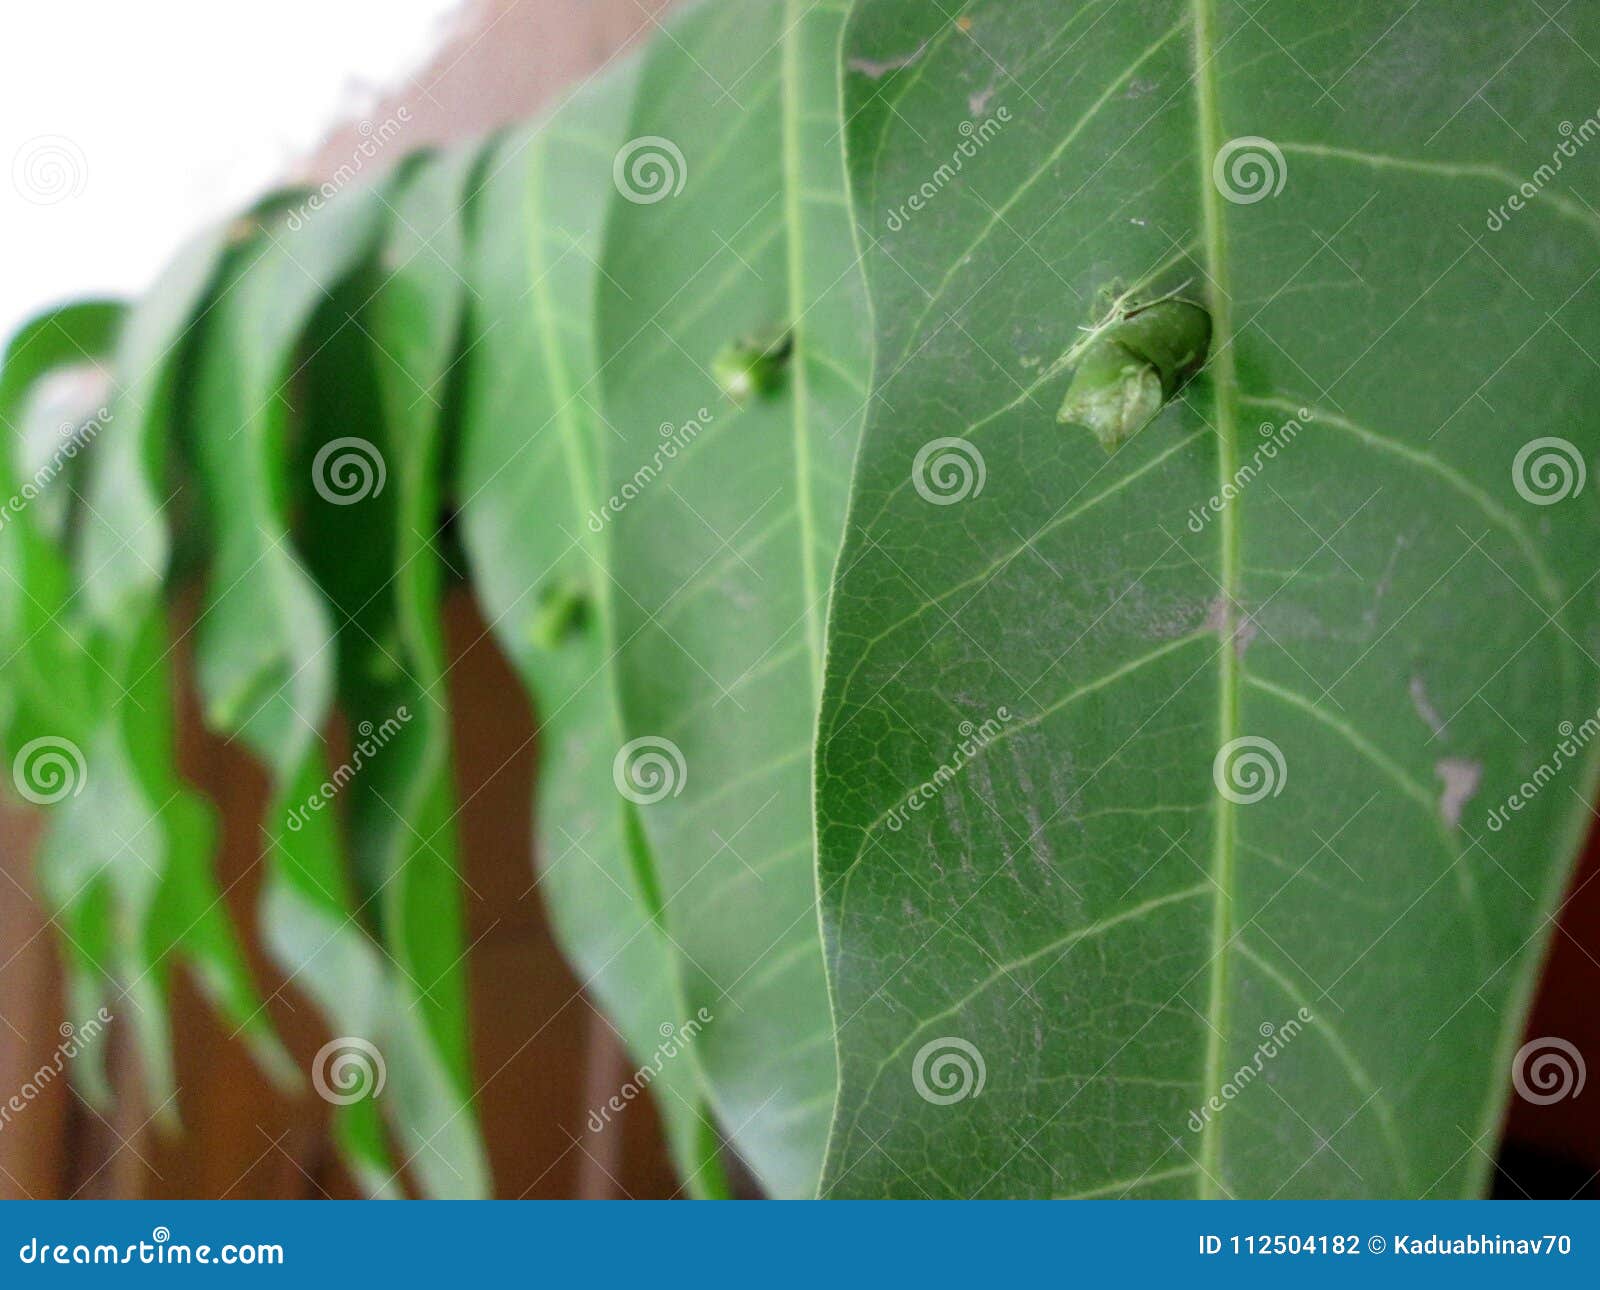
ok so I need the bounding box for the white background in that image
[0,0,464,344]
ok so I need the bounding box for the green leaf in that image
[0,303,126,1106]
[1,296,291,1116]
[188,186,406,1194]
[456,66,731,1195]
[818,0,1600,1198]
[0,302,123,732]
[366,145,493,1198]
[90,225,299,1100]
[79,222,231,622]
[596,0,871,1196]
[295,145,492,1198]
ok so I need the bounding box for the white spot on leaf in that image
[1409,675,1446,738]
[847,43,928,79]
[1435,758,1482,829]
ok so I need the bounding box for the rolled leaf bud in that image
[1058,298,1211,451]
[713,330,794,401]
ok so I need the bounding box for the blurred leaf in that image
[296,146,492,1198]
[0,289,292,1116]
[0,303,125,1106]
[594,0,872,1197]
[188,185,404,1194]
[456,63,731,1195]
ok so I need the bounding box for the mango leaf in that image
[0,303,125,1104]
[188,183,417,1195]
[596,0,871,1197]
[81,221,229,620]
[1,294,292,1121]
[363,145,493,1197]
[456,67,732,1195]
[0,303,122,721]
[295,146,492,1198]
[188,198,394,1189]
[87,225,299,1102]
[818,0,1600,1198]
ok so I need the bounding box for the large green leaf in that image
[818,0,1600,1198]
[596,0,871,1197]
[456,67,732,1195]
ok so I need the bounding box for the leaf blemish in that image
[713,330,794,401]
[1203,594,1255,656]
[847,42,929,80]
[1409,675,1447,738]
[1435,758,1482,830]
[530,577,590,649]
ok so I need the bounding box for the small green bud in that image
[1057,296,1211,451]
[530,577,591,650]
[713,331,794,401]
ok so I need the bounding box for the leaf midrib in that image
[783,0,824,691]
[1191,0,1242,1201]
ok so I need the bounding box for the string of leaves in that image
[0,0,859,1198]
[3,0,1599,1200]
